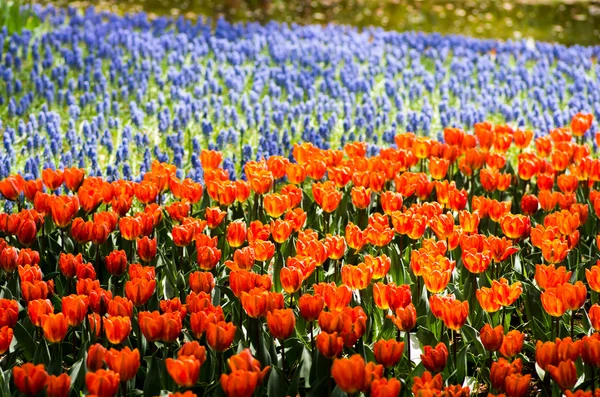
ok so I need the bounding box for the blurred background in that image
[40,0,600,46]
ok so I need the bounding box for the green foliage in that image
[0,0,39,34]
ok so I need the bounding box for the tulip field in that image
[2,4,600,397]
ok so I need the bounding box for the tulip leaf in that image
[267,366,286,397]
[330,385,346,397]
[69,357,86,394]
[461,324,485,356]
[0,369,11,397]
[13,322,36,362]
[32,338,50,367]
[144,355,162,397]
[455,344,468,384]
[286,363,302,397]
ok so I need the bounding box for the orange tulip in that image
[0,325,13,355]
[226,221,247,248]
[500,214,530,240]
[315,331,344,359]
[429,157,450,180]
[298,294,324,322]
[42,168,64,191]
[420,343,449,373]
[388,303,416,332]
[480,324,504,352]
[542,288,566,317]
[240,288,269,318]
[189,271,215,294]
[263,193,288,218]
[581,334,600,367]
[13,363,48,395]
[27,299,54,327]
[0,174,25,201]
[280,266,303,294]
[166,355,201,387]
[266,308,296,340]
[62,294,89,326]
[206,321,237,352]
[490,358,523,392]
[270,219,293,243]
[504,373,531,397]
[85,369,120,397]
[125,277,156,306]
[548,360,577,390]
[86,343,106,372]
[535,340,558,370]
[351,186,371,209]
[331,354,366,394]
[137,236,157,262]
[220,370,261,397]
[41,313,68,343]
[441,299,469,330]
[536,264,572,290]
[341,263,373,290]
[104,250,128,276]
[571,112,593,136]
[104,347,140,382]
[373,339,404,368]
[45,373,70,397]
[371,377,402,397]
[499,330,523,358]
[103,315,131,345]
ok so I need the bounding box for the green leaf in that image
[69,358,86,394]
[461,324,485,356]
[144,355,163,396]
[455,344,468,384]
[32,338,50,367]
[13,322,36,362]
[267,366,286,397]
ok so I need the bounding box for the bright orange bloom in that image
[13,363,48,395]
[441,299,469,330]
[345,222,366,251]
[380,191,403,215]
[504,373,531,397]
[263,193,288,218]
[536,264,572,290]
[45,373,70,397]
[49,195,79,228]
[270,219,293,243]
[521,194,539,215]
[491,358,523,392]
[298,294,324,322]
[41,313,68,343]
[557,337,582,362]
[341,263,373,290]
[280,266,303,294]
[351,186,371,210]
[252,239,275,262]
[541,239,570,264]
[284,207,307,231]
[430,212,454,240]
[104,250,128,276]
[61,294,89,327]
[125,277,156,306]
[137,236,157,262]
[476,287,501,313]
[373,339,404,368]
[462,248,491,273]
[571,112,594,136]
[206,321,237,352]
[103,316,131,345]
[499,330,523,358]
[559,281,587,311]
[429,157,450,180]
[492,278,523,307]
[320,283,352,312]
[189,271,215,294]
[240,288,269,318]
[388,303,416,332]
[316,331,344,359]
[166,355,201,388]
[581,334,600,367]
[421,342,449,373]
[247,169,274,195]
[0,174,25,201]
[226,221,247,248]
[0,325,13,355]
[42,169,64,191]
[480,324,504,352]
[548,360,577,390]
[107,296,133,318]
[312,182,342,213]
[331,354,366,394]
[541,288,567,317]
[587,264,600,292]
[412,371,443,395]
[86,369,120,397]
[104,347,140,382]
[536,340,558,370]
[200,149,223,170]
[500,214,530,240]
[266,308,296,340]
[590,305,600,331]
[205,207,227,229]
